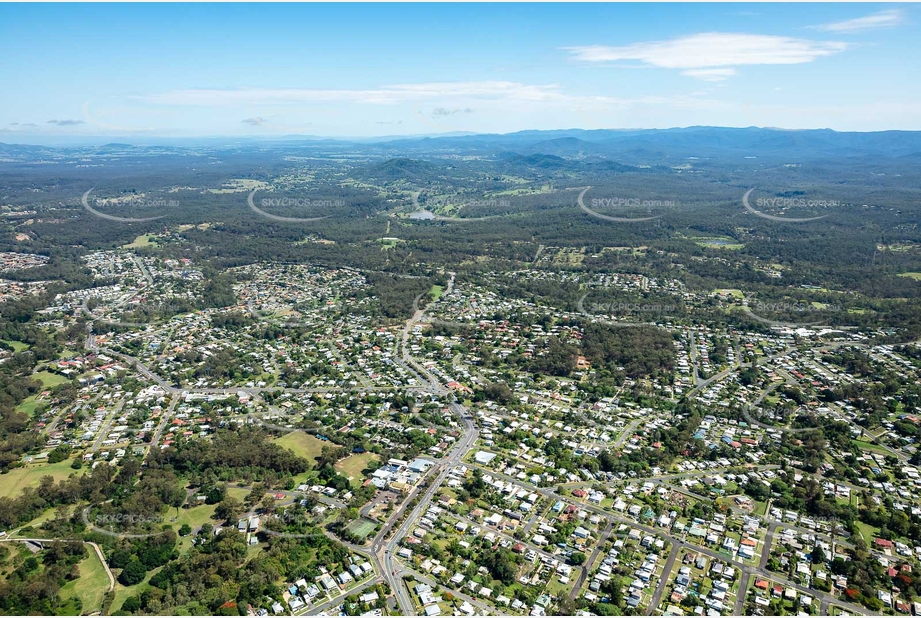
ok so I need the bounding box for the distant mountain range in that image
[4,126,921,164]
[364,127,921,162]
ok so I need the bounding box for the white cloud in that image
[810,9,904,33]
[563,32,846,69]
[138,81,611,106]
[681,68,737,82]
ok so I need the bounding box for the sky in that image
[1,3,919,141]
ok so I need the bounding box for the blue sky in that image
[1,3,918,139]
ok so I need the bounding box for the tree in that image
[178,523,192,536]
[119,558,147,586]
[463,468,487,499]
[246,482,268,507]
[119,596,142,613]
[570,551,586,565]
[812,545,826,565]
[215,497,243,523]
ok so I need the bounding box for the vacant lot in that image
[121,233,158,249]
[275,432,328,465]
[335,452,380,486]
[0,459,83,499]
[33,370,70,388]
[60,548,111,614]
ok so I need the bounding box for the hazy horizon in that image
[2,3,919,140]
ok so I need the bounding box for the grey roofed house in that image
[474,451,497,465]
[408,458,434,473]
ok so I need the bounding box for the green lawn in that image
[335,452,380,486]
[275,432,328,464]
[429,285,444,301]
[898,272,921,281]
[15,394,42,417]
[173,503,218,550]
[853,520,881,542]
[174,503,218,532]
[32,370,70,388]
[111,569,158,614]
[59,547,111,614]
[0,459,83,500]
[2,340,30,352]
[852,439,892,457]
[122,234,158,249]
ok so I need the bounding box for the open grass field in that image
[335,452,380,486]
[275,432,328,464]
[112,566,163,614]
[429,285,444,301]
[853,519,881,542]
[174,503,217,532]
[172,503,218,551]
[2,339,30,352]
[898,272,921,281]
[852,439,892,457]
[15,394,42,416]
[696,239,744,250]
[33,370,69,388]
[0,459,83,500]
[59,547,111,614]
[121,233,158,249]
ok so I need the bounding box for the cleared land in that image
[0,459,83,499]
[275,432,328,464]
[121,234,158,249]
[33,370,70,387]
[335,452,380,486]
[59,548,111,614]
